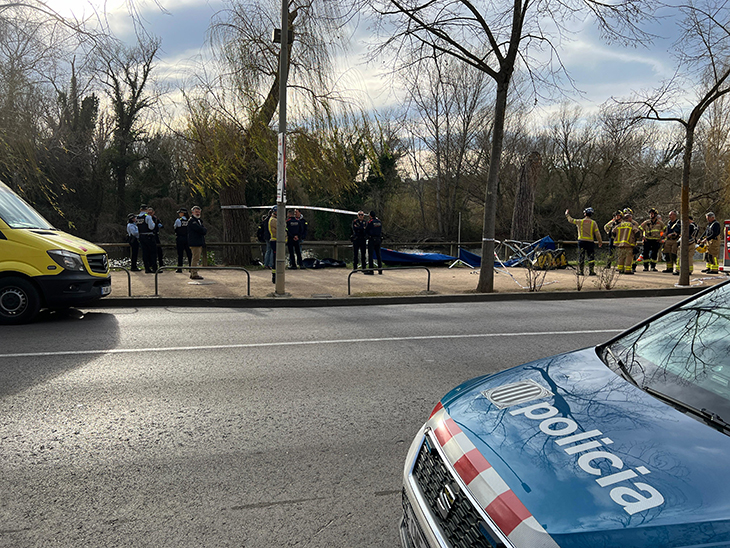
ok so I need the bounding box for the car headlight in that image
[47,250,86,271]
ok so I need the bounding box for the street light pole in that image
[274,0,289,295]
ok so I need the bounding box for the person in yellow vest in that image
[639,208,666,272]
[612,209,642,274]
[268,206,278,283]
[565,207,603,276]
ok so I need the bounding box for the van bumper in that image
[35,272,111,308]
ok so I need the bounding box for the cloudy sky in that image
[44,0,683,117]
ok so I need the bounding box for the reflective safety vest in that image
[613,221,638,247]
[567,215,602,243]
[640,219,664,240]
[268,215,277,241]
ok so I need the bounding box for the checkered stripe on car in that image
[428,402,560,548]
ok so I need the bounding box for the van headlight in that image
[47,250,86,271]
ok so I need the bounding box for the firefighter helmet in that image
[583,207,594,217]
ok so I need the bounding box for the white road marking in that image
[0,329,622,359]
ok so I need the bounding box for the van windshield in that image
[0,181,55,230]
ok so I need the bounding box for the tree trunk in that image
[510,151,541,241]
[476,79,509,293]
[678,125,694,287]
[219,184,252,265]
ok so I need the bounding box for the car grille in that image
[87,253,109,274]
[413,439,504,548]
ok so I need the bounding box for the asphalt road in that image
[0,296,687,547]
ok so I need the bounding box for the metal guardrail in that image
[347,266,431,296]
[110,267,132,297]
[154,266,251,297]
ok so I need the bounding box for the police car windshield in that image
[604,281,730,424]
[0,182,55,230]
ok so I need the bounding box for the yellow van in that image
[0,181,111,324]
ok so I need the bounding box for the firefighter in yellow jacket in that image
[612,209,642,274]
[699,212,722,273]
[639,208,665,272]
[565,207,603,276]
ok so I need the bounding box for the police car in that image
[401,280,730,548]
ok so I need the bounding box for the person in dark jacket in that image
[286,209,305,269]
[256,213,272,268]
[351,210,367,271]
[135,204,157,273]
[174,208,192,273]
[365,210,383,275]
[147,206,165,269]
[188,205,207,280]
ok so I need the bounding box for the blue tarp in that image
[381,248,456,266]
[457,236,557,267]
[378,237,556,267]
[459,248,482,267]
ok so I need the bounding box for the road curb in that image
[87,285,713,309]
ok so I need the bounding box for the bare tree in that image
[510,151,541,241]
[183,0,351,264]
[361,0,656,291]
[400,51,492,239]
[97,38,159,222]
[627,0,730,286]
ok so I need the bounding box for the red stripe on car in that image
[434,418,461,446]
[454,448,492,485]
[485,490,532,536]
[429,401,444,418]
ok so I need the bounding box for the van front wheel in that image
[0,277,41,325]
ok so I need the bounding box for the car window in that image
[605,282,730,420]
[0,181,55,230]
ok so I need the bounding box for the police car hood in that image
[440,347,730,548]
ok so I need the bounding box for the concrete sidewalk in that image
[101,262,728,306]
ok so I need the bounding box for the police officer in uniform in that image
[700,212,722,273]
[351,211,367,271]
[663,210,681,272]
[135,204,157,273]
[126,213,140,271]
[639,208,665,271]
[286,208,305,269]
[148,206,164,269]
[365,210,383,275]
[174,208,192,273]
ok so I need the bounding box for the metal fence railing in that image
[154,266,251,297]
[347,266,431,296]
